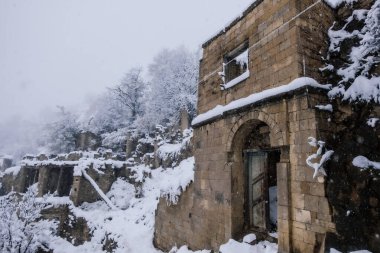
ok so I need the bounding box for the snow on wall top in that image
[203,0,358,49]
[192,77,331,126]
[1,151,128,177]
[202,0,261,48]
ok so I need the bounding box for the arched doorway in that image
[229,119,281,238]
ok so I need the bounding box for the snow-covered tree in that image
[81,91,130,135]
[0,187,57,253]
[327,1,380,102]
[44,106,80,154]
[141,46,199,130]
[109,67,146,122]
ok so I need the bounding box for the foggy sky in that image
[0,0,253,121]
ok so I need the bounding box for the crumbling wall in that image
[41,205,91,246]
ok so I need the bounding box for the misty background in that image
[0,0,253,161]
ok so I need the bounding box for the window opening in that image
[219,42,250,90]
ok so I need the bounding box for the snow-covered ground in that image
[39,157,194,253]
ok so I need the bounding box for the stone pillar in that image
[154,139,160,169]
[180,109,190,131]
[277,162,291,253]
[37,166,50,197]
[125,132,133,158]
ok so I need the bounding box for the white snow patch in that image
[3,166,21,176]
[324,0,357,9]
[269,232,278,239]
[352,156,380,170]
[223,70,250,90]
[338,76,380,103]
[243,233,257,243]
[106,179,135,209]
[156,157,195,204]
[219,238,278,253]
[169,245,210,253]
[192,77,331,126]
[315,104,333,112]
[330,249,372,253]
[45,157,196,253]
[367,118,379,127]
[306,137,334,178]
[130,164,151,182]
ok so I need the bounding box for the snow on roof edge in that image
[202,0,263,48]
[192,77,331,126]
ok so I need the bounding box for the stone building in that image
[154,0,379,252]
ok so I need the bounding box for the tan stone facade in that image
[155,0,338,252]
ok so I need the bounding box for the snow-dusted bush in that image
[81,92,130,135]
[0,186,57,253]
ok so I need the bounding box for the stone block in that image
[291,193,305,209]
[304,194,319,212]
[309,182,325,197]
[278,205,289,220]
[278,218,290,234]
[293,208,312,223]
[318,198,331,215]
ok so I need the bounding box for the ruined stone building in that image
[155,0,380,253]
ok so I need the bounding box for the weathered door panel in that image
[246,152,268,229]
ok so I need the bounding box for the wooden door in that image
[245,151,268,229]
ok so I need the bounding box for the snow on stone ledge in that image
[3,166,21,177]
[352,156,380,170]
[192,77,331,126]
[157,131,192,160]
[223,70,250,90]
[155,157,195,204]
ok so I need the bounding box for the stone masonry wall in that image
[198,0,299,114]
[198,0,334,116]
[154,0,337,252]
[155,90,335,252]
